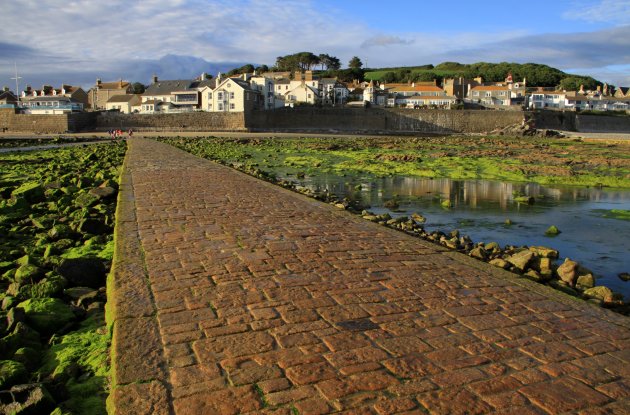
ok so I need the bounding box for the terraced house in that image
[88,79,132,110]
[385,82,455,108]
[469,85,512,106]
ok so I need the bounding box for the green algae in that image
[594,209,630,221]
[0,143,124,413]
[157,135,630,189]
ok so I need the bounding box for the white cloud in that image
[1,1,629,88]
[563,0,630,24]
[361,35,414,48]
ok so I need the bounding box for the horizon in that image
[1,0,629,90]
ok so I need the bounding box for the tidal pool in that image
[295,174,630,298]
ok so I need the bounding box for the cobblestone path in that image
[109,138,630,415]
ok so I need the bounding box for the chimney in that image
[152,74,158,84]
[201,72,207,80]
[119,79,123,88]
[3,86,8,92]
[217,72,222,82]
[305,70,313,81]
[96,78,101,86]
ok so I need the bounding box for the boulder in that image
[17,298,76,336]
[14,264,45,285]
[485,242,501,252]
[545,225,561,236]
[48,224,73,241]
[583,286,614,302]
[469,247,487,260]
[88,186,116,199]
[0,360,27,389]
[529,246,559,259]
[506,250,534,272]
[489,259,509,269]
[411,212,426,223]
[576,274,595,290]
[524,270,543,282]
[531,257,554,279]
[57,257,107,289]
[0,322,42,357]
[10,183,45,204]
[12,347,40,372]
[556,258,578,286]
[619,272,630,282]
[74,192,99,208]
[77,218,109,235]
[0,383,55,415]
[6,307,25,332]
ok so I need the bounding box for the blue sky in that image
[1,0,629,89]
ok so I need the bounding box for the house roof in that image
[144,80,196,96]
[471,85,510,91]
[24,96,77,103]
[107,94,141,103]
[0,91,17,101]
[399,94,456,101]
[616,87,629,96]
[390,85,444,93]
[98,81,131,90]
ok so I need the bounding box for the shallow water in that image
[296,174,630,298]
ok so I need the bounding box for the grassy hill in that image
[363,62,601,89]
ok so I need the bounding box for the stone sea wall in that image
[0,108,72,134]
[246,108,525,134]
[95,112,247,131]
[2,107,629,134]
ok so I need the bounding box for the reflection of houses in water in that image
[300,175,630,209]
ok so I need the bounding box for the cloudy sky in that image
[1,0,629,90]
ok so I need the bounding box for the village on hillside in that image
[1,69,630,115]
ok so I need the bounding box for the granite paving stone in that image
[109,138,630,414]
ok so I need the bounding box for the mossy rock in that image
[545,225,561,236]
[0,322,42,356]
[48,224,74,241]
[11,182,45,203]
[26,275,67,299]
[0,359,28,389]
[12,346,41,371]
[57,258,107,289]
[17,298,76,336]
[74,192,100,208]
[14,264,46,284]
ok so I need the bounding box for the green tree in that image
[349,56,363,69]
[132,82,145,94]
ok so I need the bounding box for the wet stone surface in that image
[111,138,630,415]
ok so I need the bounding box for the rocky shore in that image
[0,142,125,414]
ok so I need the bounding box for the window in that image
[485,92,491,97]
[208,92,212,99]
[230,92,234,99]
[473,91,479,97]
[218,103,223,110]
[218,92,223,100]
[230,103,235,109]
[499,91,506,96]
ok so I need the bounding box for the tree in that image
[255,64,269,73]
[349,56,363,69]
[132,82,145,94]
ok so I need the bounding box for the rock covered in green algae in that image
[57,258,107,289]
[17,298,76,336]
[10,182,45,204]
[545,225,561,235]
[583,286,614,302]
[0,359,28,389]
[0,383,56,414]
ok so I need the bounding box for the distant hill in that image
[364,62,602,90]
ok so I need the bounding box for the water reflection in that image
[299,175,630,297]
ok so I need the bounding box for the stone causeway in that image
[108,138,630,414]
